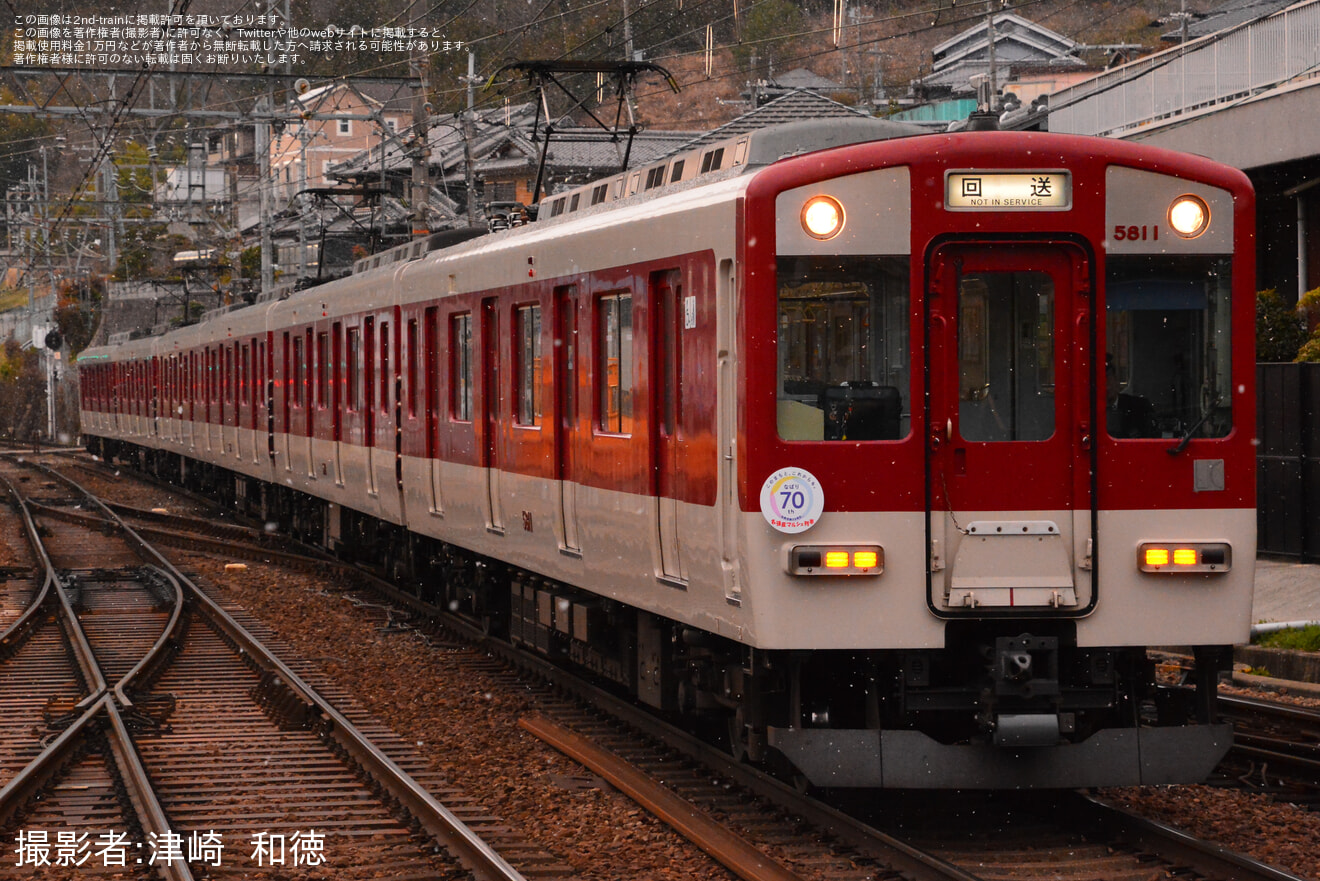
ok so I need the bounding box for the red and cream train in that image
[79,119,1257,788]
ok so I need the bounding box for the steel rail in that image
[33,462,530,881]
[26,498,344,572]
[0,472,107,705]
[1056,791,1309,881]
[102,698,196,881]
[0,470,196,880]
[0,474,54,659]
[521,714,806,881]
[430,602,985,881]
[0,696,106,830]
[112,564,188,711]
[1220,693,1320,726]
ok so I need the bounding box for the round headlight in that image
[801,195,845,240]
[1168,195,1209,238]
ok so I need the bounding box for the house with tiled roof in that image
[898,13,1099,129]
[673,89,873,154]
[329,101,690,222]
[1161,0,1295,41]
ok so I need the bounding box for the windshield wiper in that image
[1167,395,1221,456]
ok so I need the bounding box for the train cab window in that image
[597,293,633,434]
[515,304,543,426]
[957,271,1055,442]
[776,256,909,441]
[451,312,473,421]
[1105,256,1232,440]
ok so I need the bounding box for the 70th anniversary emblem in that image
[759,467,824,534]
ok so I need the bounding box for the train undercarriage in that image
[92,438,1234,789]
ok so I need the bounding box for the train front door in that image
[925,242,1094,612]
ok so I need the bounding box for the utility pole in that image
[298,124,310,280]
[462,52,480,228]
[100,148,120,277]
[256,95,274,296]
[410,3,430,238]
[986,1,998,112]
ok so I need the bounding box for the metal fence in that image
[1050,0,1320,137]
[1257,362,1320,560]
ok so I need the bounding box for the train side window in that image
[241,343,250,407]
[451,312,473,422]
[515,304,543,426]
[597,292,633,434]
[292,336,305,407]
[226,345,235,405]
[1105,256,1232,440]
[424,308,439,455]
[256,340,266,412]
[406,318,419,418]
[317,332,329,409]
[776,256,910,441]
[346,327,361,411]
[380,321,390,414]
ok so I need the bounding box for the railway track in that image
[1154,651,1320,803]
[0,458,563,880]
[1216,694,1320,806]
[23,453,1319,881]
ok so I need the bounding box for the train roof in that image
[347,117,927,278]
[531,116,926,224]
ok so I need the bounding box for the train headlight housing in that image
[1138,542,1231,573]
[1168,195,1210,238]
[801,195,845,240]
[790,545,883,576]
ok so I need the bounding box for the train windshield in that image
[776,256,910,441]
[1105,256,1232,440]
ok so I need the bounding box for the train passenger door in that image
[482,298,504,533]
[652,270,684,584]
[332,322,344,485]
[305,330,316,476]
[364,317,378,495]
[280,333,292,471]
[554,285,581,554]
[926,242,1094,612]
[239,341,253,463]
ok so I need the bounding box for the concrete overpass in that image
[1048,0,1320,299]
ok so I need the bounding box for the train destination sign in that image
[946,171,1071,210]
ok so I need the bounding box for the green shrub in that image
[1257,289,1306,361]
[1255,624,1320,652]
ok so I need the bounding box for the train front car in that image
[739,131,1255,789]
